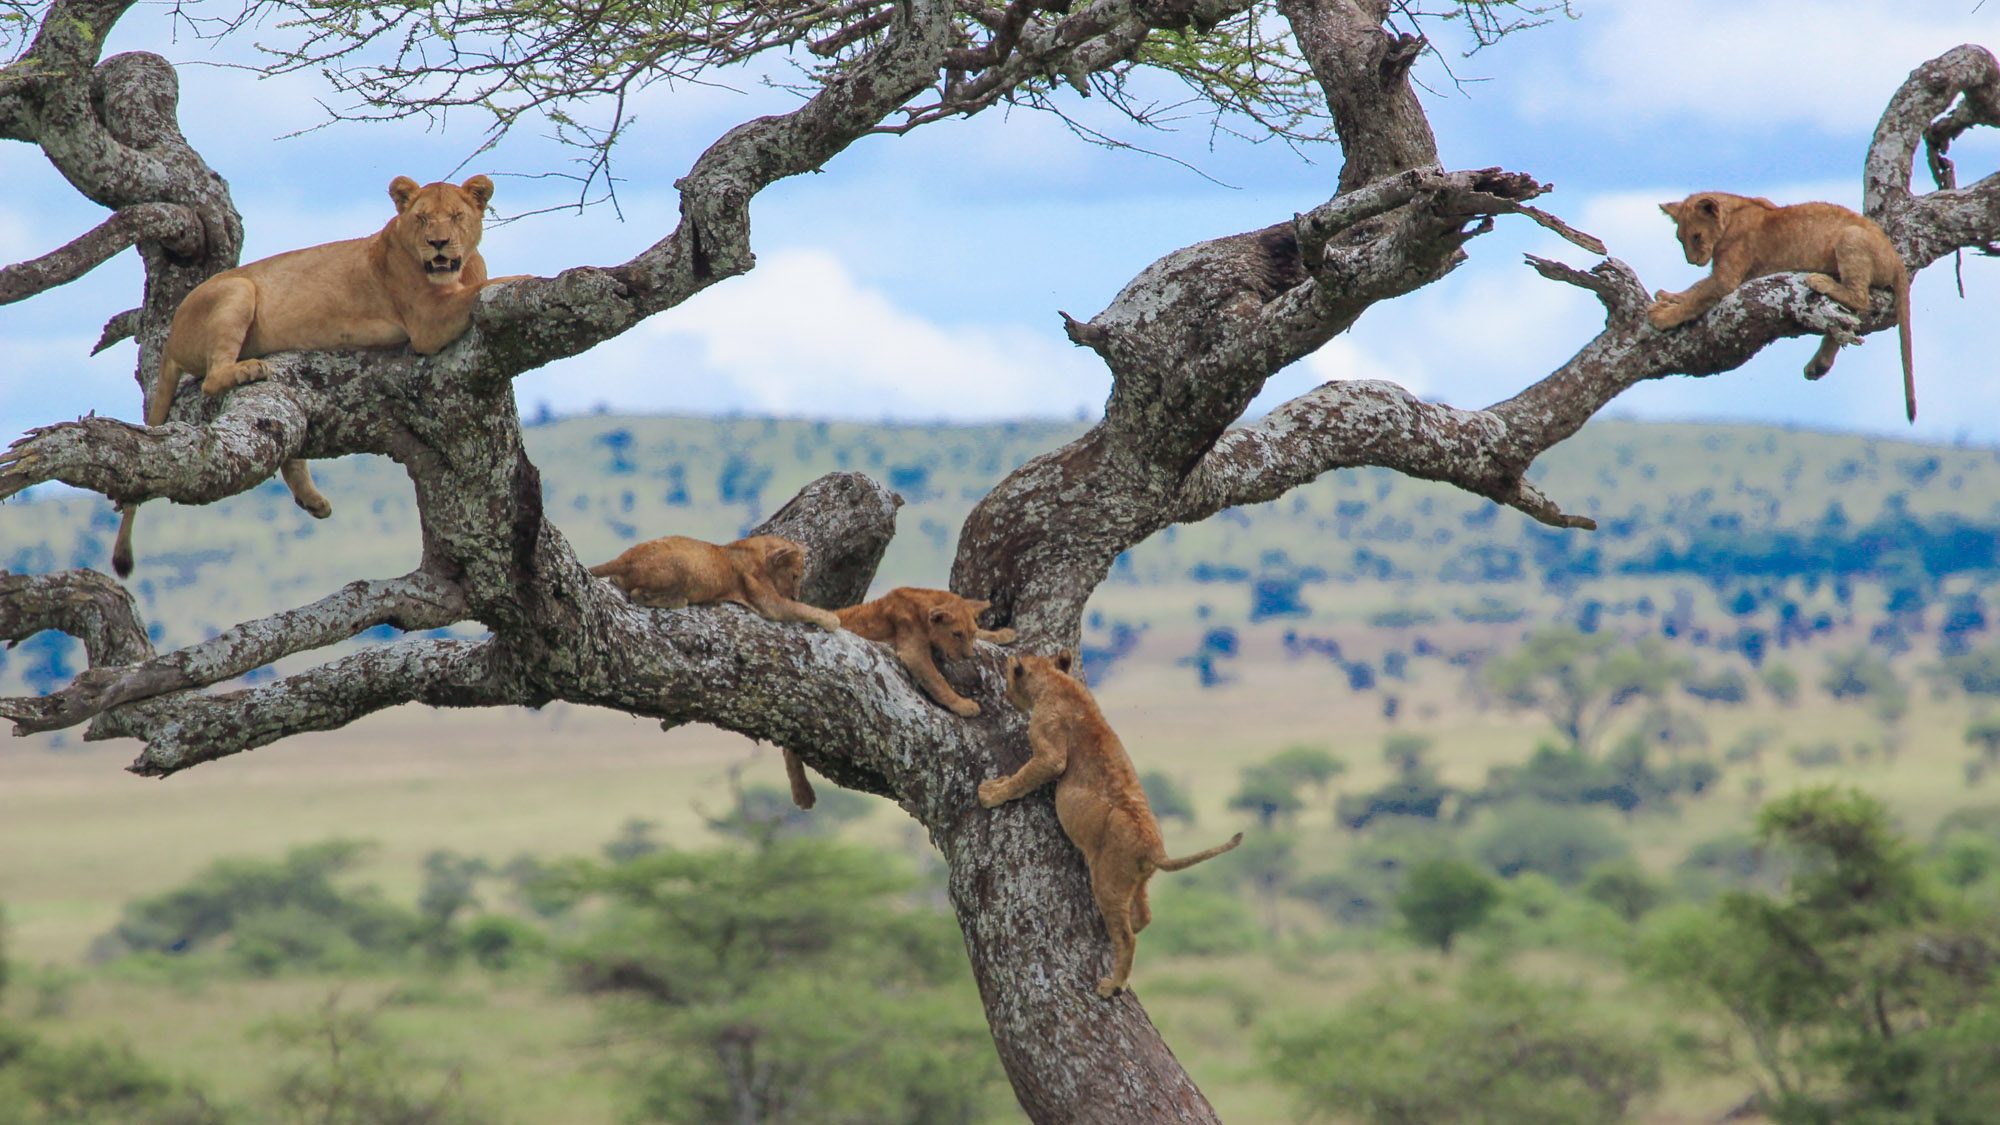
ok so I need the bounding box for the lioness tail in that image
[111,356,189,576]
[1895,266,1915,424]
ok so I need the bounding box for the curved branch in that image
[2,571,466,735]
[1865,44,2000,224]
[0,568,153,668]
[1175,378,1597,529]
[0,203,202,305]
[457,0,964,380]
[116,637,525,776]
[0,381,313,504]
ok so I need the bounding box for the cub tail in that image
[1156,832,1244,872]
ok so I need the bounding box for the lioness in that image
[113,175,511,576]
[1647,191,1915,422]
[979,652,1243,998]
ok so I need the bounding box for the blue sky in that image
[3,1,1998,444]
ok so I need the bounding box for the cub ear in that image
[389,176,422,213]
[462,175,495,209]
[969,599,991,614]
[928,606,954,625]
[1695,197,1720,217]
[1054,650,1075,675]
[766,540,804,569]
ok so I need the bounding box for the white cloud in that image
[519,249,1110,420]
[1527,2,1997,132]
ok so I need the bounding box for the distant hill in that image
[5,414,1998,696]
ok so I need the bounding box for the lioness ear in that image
[389,176,421,213]
[462,175,495,209]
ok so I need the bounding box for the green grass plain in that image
[6,414,2000,1121]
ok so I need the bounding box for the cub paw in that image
[977,780,1007,808]
[296,494,334,520]
[982,628,1017,645]
[1096,978,1123,999]
[951,699,982,719]
[1803,356,1835,381]
[1645,300,1682,330]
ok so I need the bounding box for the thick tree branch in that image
[0,203,202,305]
[1,572,466,735]
[115,638,525,776]
[0,381,314,505]
[1278,0,1438,192]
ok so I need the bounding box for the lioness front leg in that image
[977,729,1068,807]
[897,639,981,717]
[190,277,272,396]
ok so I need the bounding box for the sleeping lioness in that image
[113,175,514,576]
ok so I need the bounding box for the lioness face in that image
[1661,195,1723,268]
[389,175,494,285]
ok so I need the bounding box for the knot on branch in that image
[93,53,185,150]
[751,472,902,609]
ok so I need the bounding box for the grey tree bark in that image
[4,0,1999,1117]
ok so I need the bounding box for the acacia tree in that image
[2,0,1999,1115]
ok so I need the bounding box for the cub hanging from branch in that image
[836,587,1014,719]
[774,587,1015,811]
[979,652,1243,998]
[1647,191,1915,422]
[113,175,514,576]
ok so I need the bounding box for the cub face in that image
[388,174,494,286]
[1659,194,1726,267]
[1006,651,1077,711]
[731,535,808,591]
[927,597,991,662]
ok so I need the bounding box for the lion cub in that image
[589,535,841,631]
[1647,192,1915,422]
[594,534,839,813]
[836,588,1015,719]
[114,175,514,576]
[979,653,1243,998]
